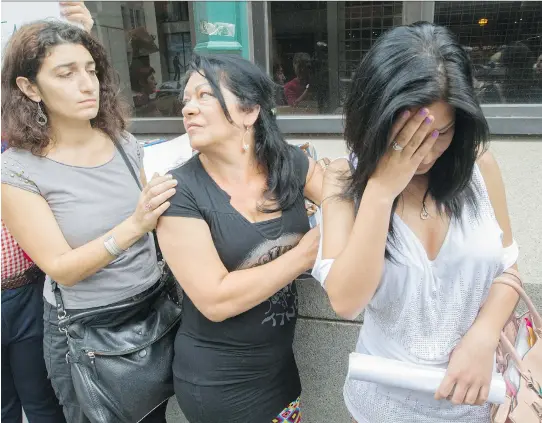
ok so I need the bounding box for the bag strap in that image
[493,273,542,331]
[113,137,143,190]
[112,137,164,262]
[503,268,523,287]
[51,281,68,321]
[51,137,167,328]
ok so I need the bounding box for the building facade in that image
[52,1,541,136]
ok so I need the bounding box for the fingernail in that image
[424,116,434,124]
[402,110,410,118]
[418,108,428,117]
[431,130,439,138]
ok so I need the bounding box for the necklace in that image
[420,201,430,220]
[403,188,431,220]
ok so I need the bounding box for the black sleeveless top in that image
[163,146,310,421]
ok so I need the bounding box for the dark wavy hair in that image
[184,54,301,213]
[343,22,489,255]
[1,21,127,155]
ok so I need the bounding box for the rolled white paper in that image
[348,353,506,404]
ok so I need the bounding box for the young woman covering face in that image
[313,22,520,423]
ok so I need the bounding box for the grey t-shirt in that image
[1,133,160,309]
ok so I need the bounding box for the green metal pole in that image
[192,1,251,59]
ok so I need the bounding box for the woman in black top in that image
[157,55,323,423]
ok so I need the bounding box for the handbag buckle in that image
[57,303,67,320]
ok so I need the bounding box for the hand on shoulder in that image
[323,157,352,191]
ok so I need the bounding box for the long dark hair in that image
[185,54,301,213]
[1,21,127,155]
[343,22,489,255]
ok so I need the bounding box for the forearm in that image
[325,181,393,318]
[210,247,308,321]
[470,265,520,343]
[50,216,144,286]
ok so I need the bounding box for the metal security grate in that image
[434,1,542,103]
[338,1,403,103]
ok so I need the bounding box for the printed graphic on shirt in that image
[237,233,302,327]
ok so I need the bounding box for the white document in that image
[348,353,506,405]
[142,134,193,180]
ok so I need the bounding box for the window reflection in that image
[82,1,541,120]
[87,1,190,118]
[269,1,402,115]
[434,1,542,104]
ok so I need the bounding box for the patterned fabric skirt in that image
[272,396,301,422]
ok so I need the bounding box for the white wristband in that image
[104,235,125,257]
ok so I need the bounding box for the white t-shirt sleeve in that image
[311,155,354,288]
[502,239,519,270]
[310,208,335,288]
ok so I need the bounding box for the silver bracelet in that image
[104,235,125,257]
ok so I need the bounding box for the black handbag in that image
[54,276,181,423]
[51,138,183,423]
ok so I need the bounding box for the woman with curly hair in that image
[1,20,176,423]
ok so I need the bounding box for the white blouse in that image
[312,163,518,423]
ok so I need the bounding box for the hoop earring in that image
[36,102,48,126]
[241,126,250,152]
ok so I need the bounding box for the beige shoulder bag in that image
[491,269,542,423]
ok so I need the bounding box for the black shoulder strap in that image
[52,137,163,322]
[113,137,143,191]
[113,136,165,261]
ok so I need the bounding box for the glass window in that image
[268,1,403,115]
[84,1,406,119]
[434,1,542,104]
[269,1,328,114]
[6,1,539,124]
[86,1,191,118]
[338,1,403,107]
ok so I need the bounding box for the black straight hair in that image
[184,54,302,213]
[343,22,489,257]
